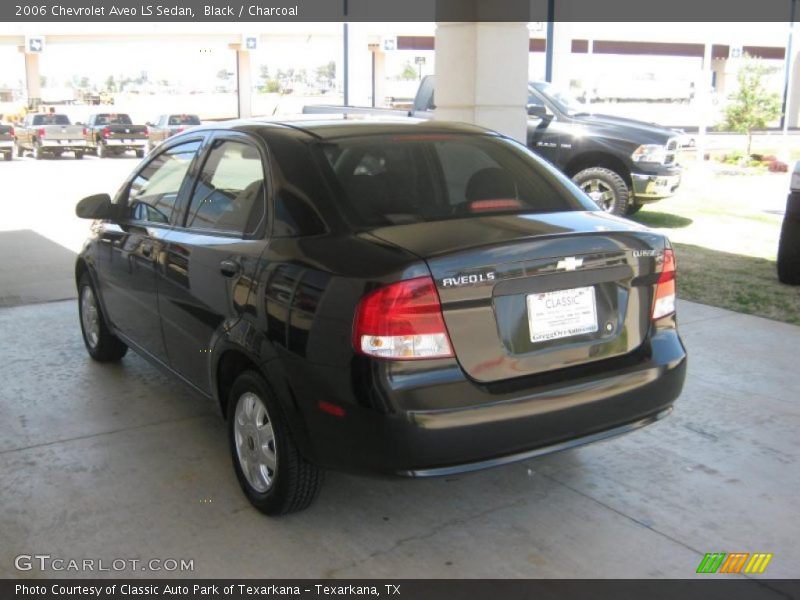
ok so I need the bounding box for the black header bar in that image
[1,0,799,23]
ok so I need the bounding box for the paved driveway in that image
[1,298,797,579]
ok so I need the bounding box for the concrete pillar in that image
[346,23,372,106]
[236,46,252,118]
[23,50,41,109]
[788,50,800,127]
[433,22,529,143]
[548,21,574,88]
[372,49,387,107]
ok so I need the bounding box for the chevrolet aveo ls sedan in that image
[75,119,686,515]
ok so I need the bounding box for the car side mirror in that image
[527,104,549,118]
[76,193,114,220]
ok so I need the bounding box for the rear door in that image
[92,137,204,362]
[157,132,268,393]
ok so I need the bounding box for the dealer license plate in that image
[527,286,598,343]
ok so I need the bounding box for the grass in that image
[629,160,800,325]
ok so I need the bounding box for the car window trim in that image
[174,130,271,240]
[119,134,207,228]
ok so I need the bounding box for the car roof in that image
[186,116,496,141]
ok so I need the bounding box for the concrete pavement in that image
[0,298,797,579]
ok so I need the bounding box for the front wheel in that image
[78,273,128,362]
[573,167,630,216]
[228,370,323,515]
[625,202,643,216]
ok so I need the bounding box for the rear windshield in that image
[95,114,132,125]
[315,133,595,227]
[31,114,71,126]
[169,115,201,126]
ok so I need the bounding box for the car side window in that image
[184,139,266,236]
[127,140,201,224]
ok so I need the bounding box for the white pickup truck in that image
[15,113,87,159]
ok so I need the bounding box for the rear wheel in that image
[74,151,84,160]
[97,142,108,158]
[3,152,10,161]
[135,149,145,159]
[228,370,323,515]
[573,167,629,216]
[15,142,23,157]
[33,142,43,160]
[78,273,128,362]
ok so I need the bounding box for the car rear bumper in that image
[41,140,87,150]
[299,326,686,476]
[105,138,147,148]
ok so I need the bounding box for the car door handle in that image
[219,259,241,277]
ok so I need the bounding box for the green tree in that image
[399,62,417,81]
[315,61,336,91]
[721,56,781,156]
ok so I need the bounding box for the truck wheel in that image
[573,167,629,216]
[33,142,44,160]
[97,143,108,159]
[78,273,128,362]
[15,142,23,157]
[135,149,145,159]
[74,151,84,160]
[228,370,323,515]
[3,152,11,161]
[625,202,643,215]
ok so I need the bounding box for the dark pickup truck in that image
[0,123,14,161]
[83,113,148,158]
[304,75,683,216]
[145,114,202,153]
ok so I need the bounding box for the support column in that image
[788,50,800,127]
[547,22,574,88]
[23,50,41,109]
[235,46,252,119]
[345,23,372,106]
[433,22,529,143]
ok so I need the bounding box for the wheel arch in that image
[564,152,633,188]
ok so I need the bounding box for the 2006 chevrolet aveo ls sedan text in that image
[75,119,686,515]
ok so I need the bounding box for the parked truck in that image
[303,75,683,216]
[83,113,148,158]
[0,123,14,161]
[15,113,87,160]
[145,113,201,153]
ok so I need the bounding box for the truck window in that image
[31,114,71,126]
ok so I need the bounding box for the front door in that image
[92,138,202,362]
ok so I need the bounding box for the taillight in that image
[652,248,676,320]
[102,126,110,138]
[37,127,45,137]
[82,127,87,136]
[353,276,454,360]
[144,128,149,138]
[175,127,184,133]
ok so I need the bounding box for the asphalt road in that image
[0,156,798,581]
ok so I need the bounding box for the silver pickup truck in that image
[15,113,87,159]
[0,124,13,161]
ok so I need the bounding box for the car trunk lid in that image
[367,211,668,383]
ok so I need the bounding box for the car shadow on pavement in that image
[0,229,77,308]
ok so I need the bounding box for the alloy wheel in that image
[234,392,278,493]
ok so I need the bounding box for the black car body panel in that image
[77,119,686,479]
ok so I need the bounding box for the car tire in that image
[33,142,43,160]
[15,142,23,157]
[97,143,108,159]
[625,202,644,216]
[75,151,84,160]
[227,370,323,515]
[135,149,145,159]
[573,167,630,216]
[3,152,11,161]
[78,273,128,362]
[778,217,800,285]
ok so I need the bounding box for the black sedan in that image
[75,119,686,515]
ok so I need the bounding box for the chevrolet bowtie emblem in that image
[556,257,583,271]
